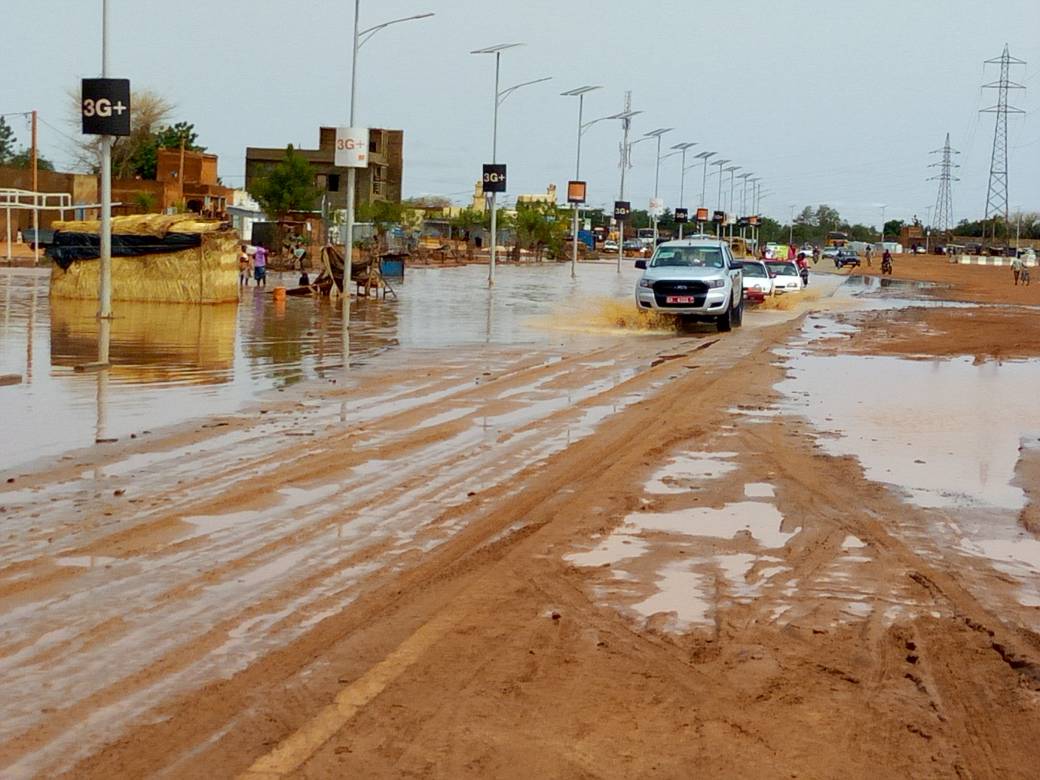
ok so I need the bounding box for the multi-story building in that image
[244,127,403,212]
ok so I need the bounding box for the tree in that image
[814,204,843,234]
[0,117,15,164]
[247,145,318,219]
[512,202,566,261]
[68,87,177,176]
[356,199,406,250]
[129,122,205,180]
[7,148,55,171]
[883,219,905,240]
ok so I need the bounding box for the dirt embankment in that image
[841,254,1039,305]
[822,306,1040,362]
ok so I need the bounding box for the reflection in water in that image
[51,297,237,385]
[0,264,641,469]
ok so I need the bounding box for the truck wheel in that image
[732,297,743,327]
[716,303,733,332]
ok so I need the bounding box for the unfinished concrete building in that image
[244,127,403,212]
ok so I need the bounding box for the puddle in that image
[630,562,712,629]
[779,353,1040,511]
[565,534,649,567]
[645,452,738,494]
[627,502,798,549]
[744,482,775,498]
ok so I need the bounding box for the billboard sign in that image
[674,207,689,224]
[81,79,131,136]
[613,200,631,221]
[482,163,507,193]
[334,127,369,167]
[567,180,587,204]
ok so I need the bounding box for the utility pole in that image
[31,109,38,266]
[928,132,959,235]
[981,44,1026,244]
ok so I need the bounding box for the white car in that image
[603,239,619,252]
[740,260,774,301]
[765,261,804,293]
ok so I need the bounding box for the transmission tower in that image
[981,44,1026,236]
[928,133,959,234]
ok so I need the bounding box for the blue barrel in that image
[379,254,405,277]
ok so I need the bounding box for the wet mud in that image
[2,264,1039,778]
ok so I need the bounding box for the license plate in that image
[666,295,696,304]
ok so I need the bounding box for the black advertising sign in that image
[674,208,689,224]
[81,78,131,136]
[737,216,750,228]
[712,210,726,223]
[613,200,631,221]
[482,164,507,193]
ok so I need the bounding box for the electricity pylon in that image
[981,44,1025,239]
[928,133,959,234]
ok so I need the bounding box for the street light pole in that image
[712,159,729,237]
[99,0,112,320]
[725,166,740,241]
[473,44,548,287]
[644,128,672,246]
[344,3,433,354]
[562,85,601,279]
[671,142,696,239]
[695,151,715,235]
[789,204,796,245]
[880,204,887,245]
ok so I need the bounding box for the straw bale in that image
[52,214,224,237]
[49,231,239,303]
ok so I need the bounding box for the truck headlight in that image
[639,278,653,289]
[706,279,726,288]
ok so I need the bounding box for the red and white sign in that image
[334,127,369,168]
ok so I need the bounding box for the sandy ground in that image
[2,268,1039,778]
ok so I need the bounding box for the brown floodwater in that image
[0,264,639,470]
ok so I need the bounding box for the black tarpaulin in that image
[48,232,203,271]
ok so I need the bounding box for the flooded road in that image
[0,264,638,470]
[2,263,1039,779]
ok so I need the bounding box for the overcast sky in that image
[3,0,1038,227]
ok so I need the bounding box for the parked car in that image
[634,238,744,332]
[623,238,648,256]
[765,261,804,293]
[834,249,861,269]
[739,259,773,303]
[603,239,619,252]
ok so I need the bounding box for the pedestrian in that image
[15,229,23,244]
[1021,265,1031,287]
[1011,255,1023,286]
[238,244,250,287]
[253,244,268,287]
[865,244,873,268]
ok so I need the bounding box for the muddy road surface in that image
[1,265,1039,778]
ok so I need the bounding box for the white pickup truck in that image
[633,238,744,332]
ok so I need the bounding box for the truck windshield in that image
[650,246,725,269]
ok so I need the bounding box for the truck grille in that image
[652,279,709,307]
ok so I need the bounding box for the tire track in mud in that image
[0,334,722,776]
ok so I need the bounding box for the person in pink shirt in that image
[252,245,268,287]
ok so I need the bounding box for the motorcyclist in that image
[812,245,820,265]
[881,249,893,275]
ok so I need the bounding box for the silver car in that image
[634,239,744,332]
